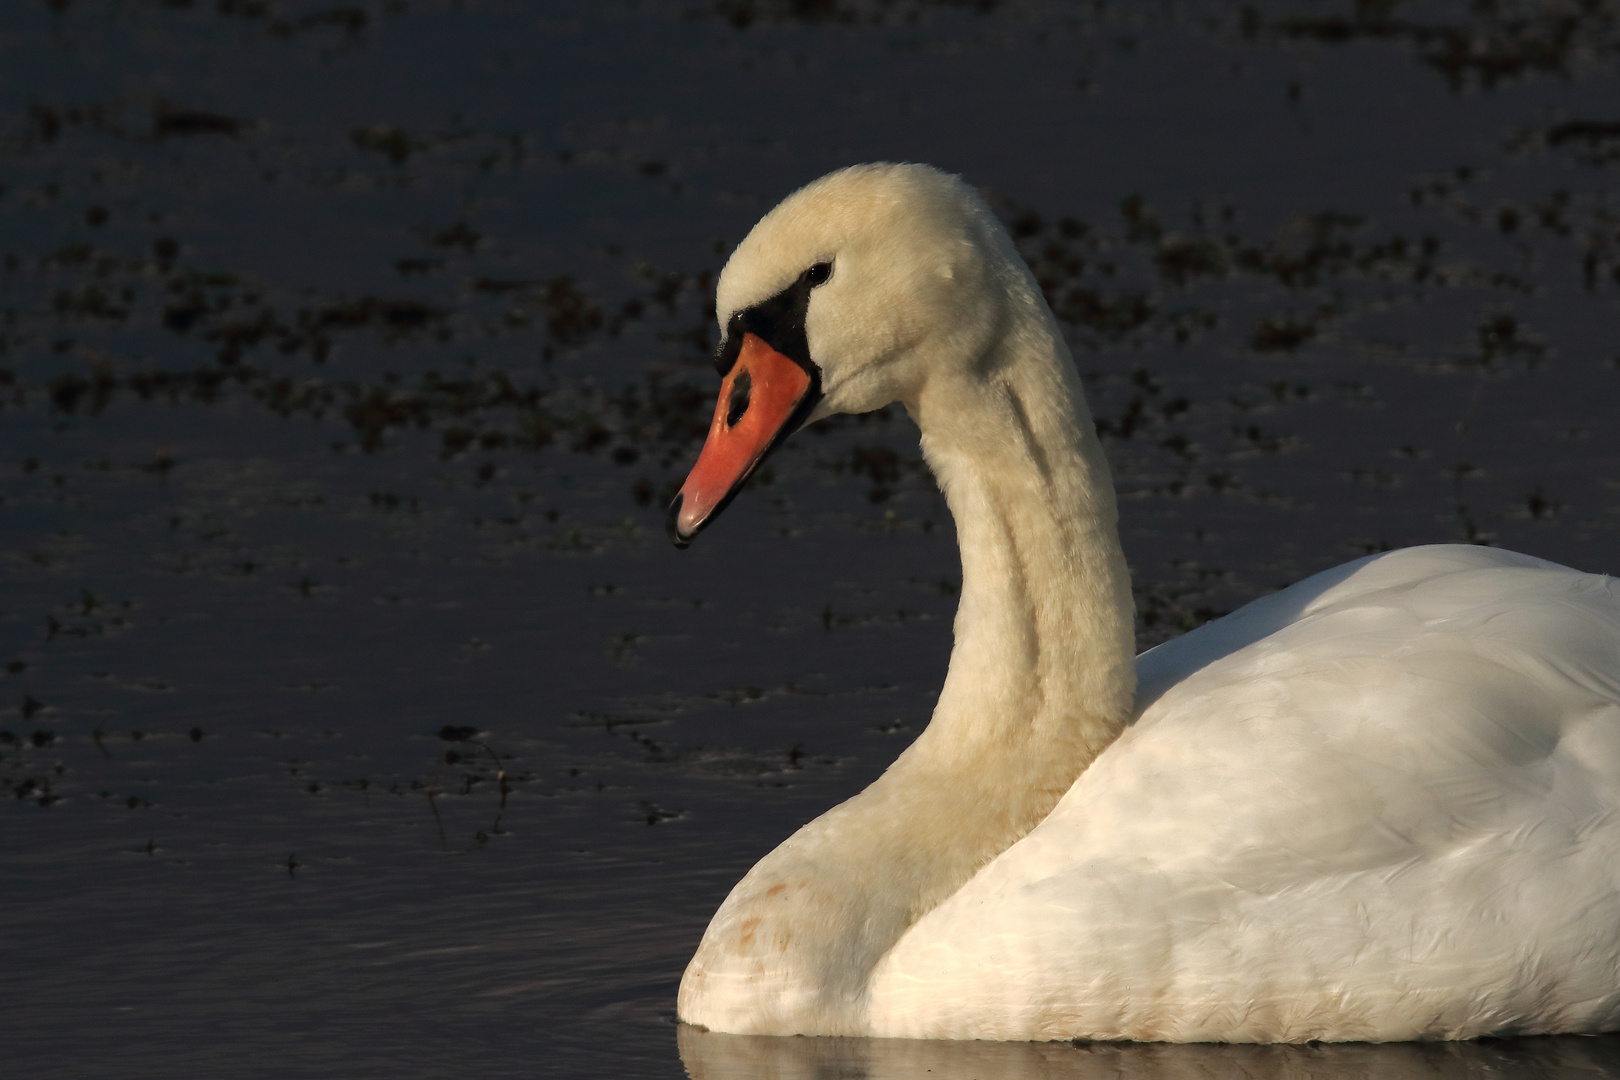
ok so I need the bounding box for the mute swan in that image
[665,163,1620,1043]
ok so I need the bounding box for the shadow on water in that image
[680,1027,1620,1079]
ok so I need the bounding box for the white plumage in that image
[871,545,1620,1040]
[672,163,1620,1042]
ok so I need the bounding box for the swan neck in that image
[677,260,1137,1039]
[908,310,1136,785]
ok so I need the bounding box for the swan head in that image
[668,162,1021,547]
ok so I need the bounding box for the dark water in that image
[4,1,1620,1076]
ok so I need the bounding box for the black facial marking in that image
[726,368,752,427]
[714,312,747,376]
[711,263,825,444]
[675,262,831,547]
[713,261,830,379]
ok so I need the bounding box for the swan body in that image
[869,544,1620,1041]
[668,163,1620,1042]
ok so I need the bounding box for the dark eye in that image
[805,262,832,287]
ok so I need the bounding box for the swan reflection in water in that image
[680,1026,1620,1080]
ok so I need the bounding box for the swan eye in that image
[805,262,833,287]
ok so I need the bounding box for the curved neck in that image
[679,286,1136,1037]
[894,302,1136,836]
[814,298,1137,1013]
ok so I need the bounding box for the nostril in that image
[726,369,752,428]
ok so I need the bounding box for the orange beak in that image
[667,333,816,547]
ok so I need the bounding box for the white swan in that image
[665,163,1620,1043]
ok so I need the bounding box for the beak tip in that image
[666,493,693,549]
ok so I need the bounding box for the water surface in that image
[4,1,1620,1075]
